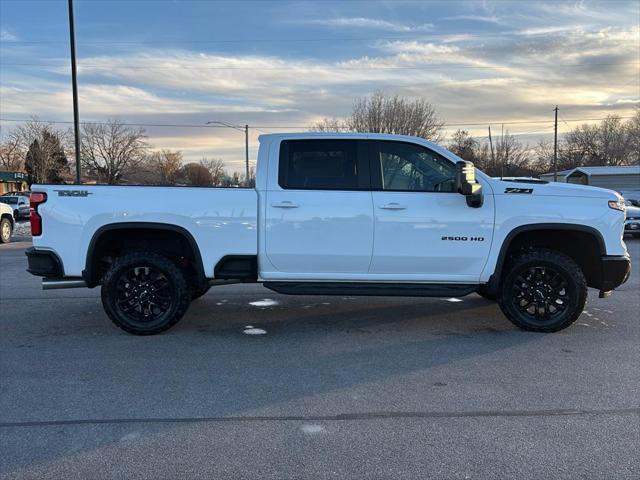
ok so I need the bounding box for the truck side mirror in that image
[456,161,483,208]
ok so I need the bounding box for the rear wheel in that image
[0,217,12,243]
[101,251,191,335]
[498,249,587,332]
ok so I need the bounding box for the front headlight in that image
[608,199,626,212]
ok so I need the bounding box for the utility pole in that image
[244,124,249,186]
[488,125,495,165]
[553,105,559,182]
[500,123,505,178]
[68,0,81,184]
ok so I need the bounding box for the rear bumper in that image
[598,255,631,297]
[624,220,640,233]
[25,247,64,277]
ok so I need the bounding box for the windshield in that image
[0,197,18,205]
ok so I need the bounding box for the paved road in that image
[1,239,638,479]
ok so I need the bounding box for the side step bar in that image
[263,282,478,297]
[42,278,87,290]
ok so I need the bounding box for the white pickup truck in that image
[26,133,630,335]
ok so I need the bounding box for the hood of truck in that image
[490,178,621,199]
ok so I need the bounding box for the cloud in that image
[1,22,637,168]
[0,29,18,41]
[442,15,502,24]
[305,17,433,32]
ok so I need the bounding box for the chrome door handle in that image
[379,203,407,210]
[272,201,299,208]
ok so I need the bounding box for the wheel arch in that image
[84,222,206,289]
[489,223,606,291]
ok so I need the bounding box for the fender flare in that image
[83,222,205,288]
[487,223,606,291]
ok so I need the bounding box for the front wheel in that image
[101,251,191,335]
[0,217,12,243]
[498,249,587,332]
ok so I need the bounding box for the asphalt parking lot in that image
[1,236,638,479]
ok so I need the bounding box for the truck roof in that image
[258,131,441,150]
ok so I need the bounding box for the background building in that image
[0,172,30,194]
[540,166,640,200]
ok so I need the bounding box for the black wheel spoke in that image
[511,264,571,325]
[114,265,172,323]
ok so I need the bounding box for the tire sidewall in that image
[0,218,12,243]
[101,252,190,335]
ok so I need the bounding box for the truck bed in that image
[32,185,258,278]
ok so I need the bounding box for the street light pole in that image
[244,124,249,185]
[206,121,250,185]
[553,106,559,182]
[68,0,81,184]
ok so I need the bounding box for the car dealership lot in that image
[1,240,638,479]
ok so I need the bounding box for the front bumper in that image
[597,255,631,297]
[25,247,64,277]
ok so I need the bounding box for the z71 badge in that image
[54,190,93,197]
[504,187,533,194]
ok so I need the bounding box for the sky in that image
[1,0,639,171]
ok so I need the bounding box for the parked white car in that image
[0,195,30,220]
[0,202,14,243]
[25,133,630,334]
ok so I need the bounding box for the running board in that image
[263,282,477,297]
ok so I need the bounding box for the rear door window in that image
[278,139,369,190]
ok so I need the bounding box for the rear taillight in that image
[30,192,47,236]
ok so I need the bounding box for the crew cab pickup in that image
[26,133,630,335]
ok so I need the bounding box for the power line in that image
[1,61,637,71]
[0,116,635,129]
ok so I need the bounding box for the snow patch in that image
[243,326,267,335]
[446,298,463,302]
[249,299,279,307]
[120,432,141,442]
[300,424,325,434]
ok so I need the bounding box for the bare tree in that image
[448,130,479,162]
[536,111,640,172]
[9,119,70,183]
[145,149,183,185]
[310,90,445,141]
[178,162,213,186]
[0,135,24,171]
[309,117,344,132]
[199,158,226,185]
[81,120,148,184]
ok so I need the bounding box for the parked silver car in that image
[624,200,640,237]
[0,195,30,220]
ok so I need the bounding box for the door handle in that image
[379,203,407,210]
[272,201,299,208]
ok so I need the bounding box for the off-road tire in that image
[476,285,497,301]
[101,251,191,335]
[498,249,587,332]
[0,217,12,243]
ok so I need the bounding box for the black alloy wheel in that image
[101,251,191,335]
[498,249,587,332]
